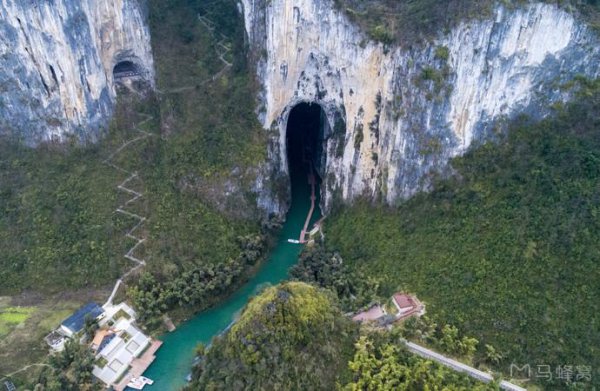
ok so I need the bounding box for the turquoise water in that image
[143,164,321,390]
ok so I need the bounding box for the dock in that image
[114,340,163,391]
[299,169,317,243]
[163,315,176,332]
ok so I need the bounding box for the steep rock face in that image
[242,0,600,215]
[0,0,154,144]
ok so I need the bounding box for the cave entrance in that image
[113,60,141,80]
[286,102,325,242]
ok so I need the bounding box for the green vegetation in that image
[290,245,380,311]
[435,45,450,61]
[31,339,100,391]
[325,79,600,389]
[128,251,250,327]
[0,306,35,337]
[95,357,107,369]
[0,136,127,294]
[0,300,80,385]
[2,0,269,380]
[124,0,271,324]
[147,0,266,174]
[401,316,480,359]
[188,282,358,390]
[418,64,452,99]
[334,0,600,44]
[344,331,496,390]
[113,309,130,321]
[0,0,267,299]
[188,282,494,390]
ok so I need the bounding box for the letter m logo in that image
[510,364,531,380]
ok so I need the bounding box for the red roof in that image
[393,293,415,309]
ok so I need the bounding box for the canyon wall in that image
[0,0,154,144]
[242,0,600,215]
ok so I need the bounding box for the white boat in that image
[287,239,301,244]
[126,376,154,390]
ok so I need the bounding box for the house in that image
[92,317,151,387]
[392,293,425,320]
[59,302,105,337]
[44,330,67,351]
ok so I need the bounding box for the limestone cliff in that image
[0,0,154,144]
[242,0,600,215]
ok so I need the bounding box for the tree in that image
[485,344,503,365]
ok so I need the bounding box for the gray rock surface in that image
[242,0,600,215]
[0,0,154,144]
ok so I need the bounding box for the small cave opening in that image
[285,102,326,242]
[113,60,140,79]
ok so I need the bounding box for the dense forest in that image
[188,282,494,390]
[326,78,600,389]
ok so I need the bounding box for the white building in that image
[92,317,151,387]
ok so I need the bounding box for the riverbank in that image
[142,159,321,390]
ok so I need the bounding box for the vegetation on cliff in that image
[334,0,600,44]
[325,79,600,389]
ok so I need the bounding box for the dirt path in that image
[0,363,52,382]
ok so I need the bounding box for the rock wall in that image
[242,0,600,215]
[0,0,154,144]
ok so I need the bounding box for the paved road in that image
[404,341,527,391]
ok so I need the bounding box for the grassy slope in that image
[143,0,268,276]
[0,290,108,386]
[326,81,600,388]
[0,122,131,295]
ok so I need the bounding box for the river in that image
[142,162,321,390]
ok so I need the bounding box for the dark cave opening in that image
[113,60,140,78]
[286,102,325,184]
[285,103,325,238]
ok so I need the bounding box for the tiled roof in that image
[393,293,415,309]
